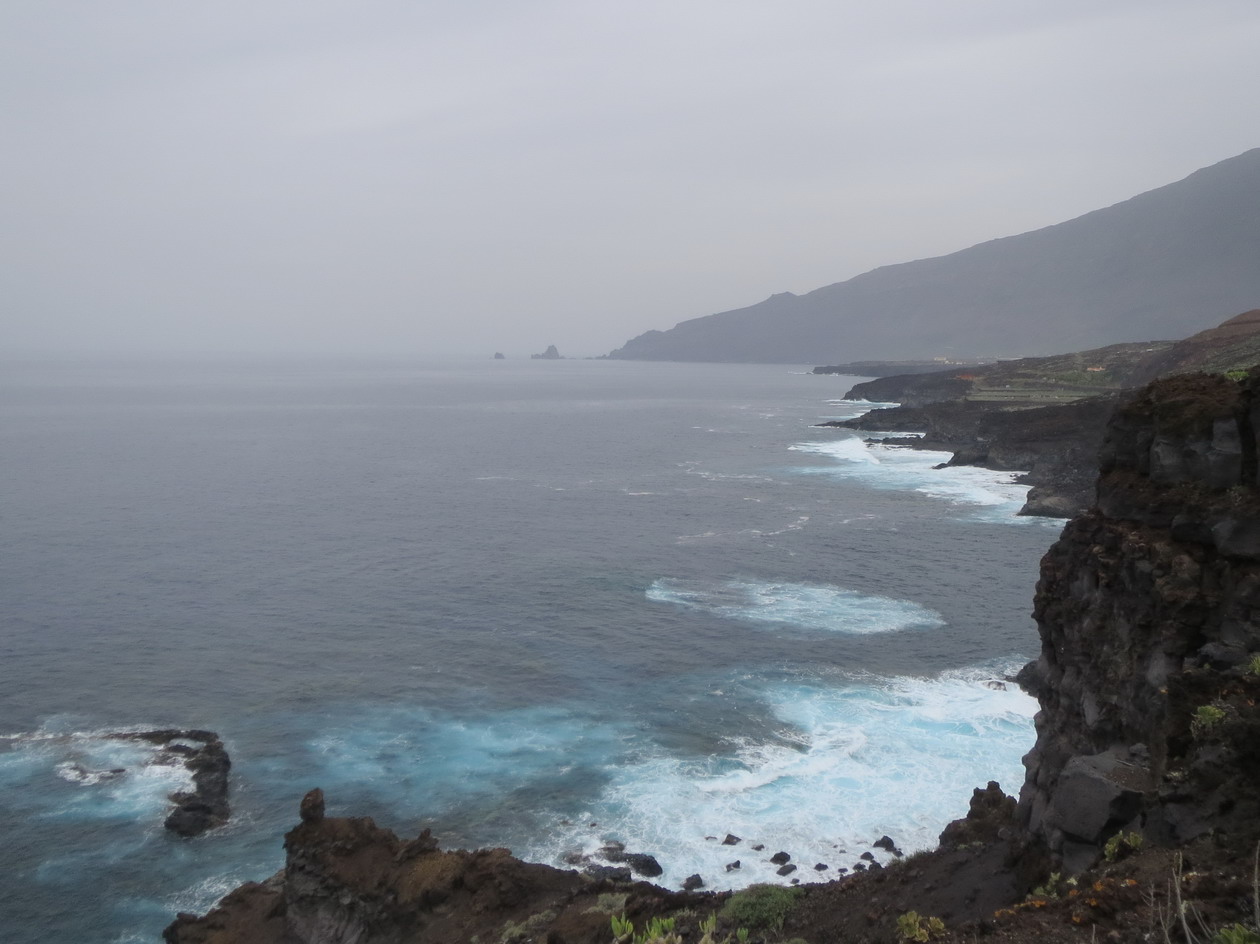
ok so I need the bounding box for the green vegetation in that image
[720,884,802,932]
[1225,369,1251,382]
[896,911,946,942]
[610,914,681,944]
[696,914,750,944]
[1211,925,1260,944]
[1247,654,1260,677]
[1031,871,1077,899]
[1103,830,1144,862]
[612,911,756,944]
[1191,704,1228,736]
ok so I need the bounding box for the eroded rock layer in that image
[1018,372,1260,872]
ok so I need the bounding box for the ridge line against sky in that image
[3,1,1258,359]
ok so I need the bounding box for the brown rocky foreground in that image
[167,371,1260,944]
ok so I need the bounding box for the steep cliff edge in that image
[1018,372,1260,873]
[166,373,1260,944]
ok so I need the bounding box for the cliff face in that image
[1018,372,1260,872]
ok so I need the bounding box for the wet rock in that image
[776,863,797,876]
[108,729,232,837]
[873,835,899,854]
[721,833,741,845]
[725,860,741,872]
[682,874,704,891]
[623,853,663,878]
[769,851,791,865]
[814,863,829,871]
[859,851,875,862]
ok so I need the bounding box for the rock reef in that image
[108,728,231,837]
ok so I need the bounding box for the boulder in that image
[299,788,325,825]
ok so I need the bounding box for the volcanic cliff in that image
[166,371,1260,944]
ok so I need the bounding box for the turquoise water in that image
[0,358,1058,941]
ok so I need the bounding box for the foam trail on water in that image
[647,578,944,634]
[791,434,1053,523]
[523,667,1036,891]
[818,399,901,422]
[0,727,195,823]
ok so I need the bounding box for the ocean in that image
[0,357,1061,942]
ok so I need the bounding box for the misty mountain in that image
[607,149,1260,364]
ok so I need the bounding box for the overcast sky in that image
[3,1,1258,359]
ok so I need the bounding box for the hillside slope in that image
[609,150,1260,363]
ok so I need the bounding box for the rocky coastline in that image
[821,311,1260,519]
[822,395,1116,518]
[166,370,1260,944]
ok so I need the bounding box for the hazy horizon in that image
[4,1,1258,359]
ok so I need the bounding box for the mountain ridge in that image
[608,149,1260,363]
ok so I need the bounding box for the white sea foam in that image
[791,434,1051,523]
[0,728,195,822]
[523,668,1036,891]
[646,578,944,634]
[819,399,901,422]
[305,705,626,820]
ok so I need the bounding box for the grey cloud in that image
[3,0,1259,357]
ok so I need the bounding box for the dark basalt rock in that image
[769,851,791,865]
[682,873,704,891]
[584,865,633,882]
[776,863,797,876]
[622,853,663,878]
[721,833,741,845]
[1017,370,1260,870]
[823,394,1117,518]
[938,781,1017,849]
[599,845,663,877]
[873,835,899,854]
[108,729,231,837]
[299,788,325,824]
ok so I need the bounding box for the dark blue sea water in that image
[0,358,1062,942]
